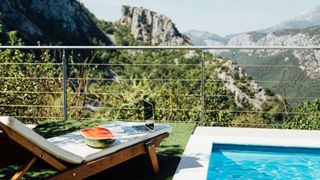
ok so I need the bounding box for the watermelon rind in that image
[80,128,116,148]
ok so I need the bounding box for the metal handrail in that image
[1,46,320,126]
[0,45,320,50]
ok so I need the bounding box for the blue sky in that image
[78,0,320,36]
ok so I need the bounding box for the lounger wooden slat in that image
[0,122,68,172]
[0,117,171,179]
[0,130,35,167]
[11,157,37,180]
[49,133,168,179]
[145,141,160,175]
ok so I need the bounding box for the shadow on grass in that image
[88,144,184,180]
[158,145,184,156]
[2,147,183,180]
[0,164,56,180]
[88,154,181,180]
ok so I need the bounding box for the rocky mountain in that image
[187,28,320,80]
[0,0,111,45]
[117,5,191,45]
[226,27,320,79]
[185,3,320,103]
[216,26,320,103]
[261,5,320,33]
[185,30,226,46]
[184,30,229,54]
[214,58,277,109]
[114,6,278,109]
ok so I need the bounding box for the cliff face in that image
[0,0,111,45]
[189,28,320,79]
[214,59,275,109]
[226,28,320,78]
[118,5,191,45]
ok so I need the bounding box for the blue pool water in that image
[207,143,320,179]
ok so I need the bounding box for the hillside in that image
[109,6,279,111]
[187,14,320,103]
[220,25,320,103]
[0,0,111,45]
[226,26,320,78]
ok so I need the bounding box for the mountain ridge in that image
[185,4,320,103]
[0,0,111,45]
[261,5,320,33]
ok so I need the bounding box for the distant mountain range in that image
[261,5,320,32]
[185,30,226,46]
[186,4,320,103]
[186,4,320,79]
[186,4,320,44]
[186,25,320,79]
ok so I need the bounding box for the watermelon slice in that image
[81,127,114,139]
[80,127,115,148]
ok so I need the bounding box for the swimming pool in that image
[174,127,320,180]
[208,143,320,179]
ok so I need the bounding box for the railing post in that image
[200,50,205,126]
[62,49,68,121]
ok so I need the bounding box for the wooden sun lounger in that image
[0,117,171,179]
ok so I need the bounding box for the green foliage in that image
[265,88,275,96]
[97,20,116,34]
[0,29,61,123]
[81,49,203,123]
[203,69,237,126]
[285,99,320,130]
[234,81,256,97]
[260,97,288,124]
[231,113,268,128]
[113,25,136,46]
[2,22,320,130]
[113,25,150,46]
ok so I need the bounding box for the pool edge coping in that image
[173,127,320,180]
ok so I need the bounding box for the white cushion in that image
[0,116,83,164]
[48,121,172,162]
[0,117,171,164]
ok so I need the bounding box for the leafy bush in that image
[265,88,275,96]
[285,99,320,130]
[0,29,61,123]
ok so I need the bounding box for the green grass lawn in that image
[0,120,196,179]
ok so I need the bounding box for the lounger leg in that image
[11,157,37,180]
[145,141,160,175]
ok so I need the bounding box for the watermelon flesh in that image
[80,127,116,148]
[81,127,114,139]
